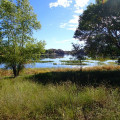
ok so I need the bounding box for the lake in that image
[0,55,118,69]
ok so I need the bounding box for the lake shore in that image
[1,65,120,86]
[0,55,118,69]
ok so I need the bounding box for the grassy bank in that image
[0,66,120,119]
[1,65,120,77]
[25,65,120,86]
[31,60,54,63]
[0,77,120,119]
[60,60,88,65]
[1,65,120,86]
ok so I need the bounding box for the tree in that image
[72,43,85,71]
[96,0,107,4]
[0,0,46,77]
[74,0,120,58]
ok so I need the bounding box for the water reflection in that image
[0,55,118,69]
[25,55,117,69]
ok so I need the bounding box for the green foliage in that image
[72,43,86,71]
[61,60,87,65]
[96,0,108,4]
[0,0,45,77]
[74,0,120,58]
[0,77,120,119]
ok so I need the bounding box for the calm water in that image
[0,55,117,69]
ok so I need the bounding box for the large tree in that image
[0,0,45,77]
[74,0,120,58]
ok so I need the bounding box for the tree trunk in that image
[80,65,82,72]
[12,65,17,77]
[17,64,22,76]
[12,64,23,77]
[80,60,82,72]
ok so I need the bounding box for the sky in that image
[29,0,95,51]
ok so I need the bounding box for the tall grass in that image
[26,66,120,86]
[1,65,120,77]
[0,69,12,77]
[0,66,120,119]
[0,77,120,119]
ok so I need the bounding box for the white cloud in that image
[68,24,77,27]
[60,23,67,28]
[67,15,79,31]
[49,0,90,31]
[59,15,79,31]
[49,0,90,14]
[74,0,89,8]
[68,15,79,24]
[49,0,72,8]
[49,0,90,8]
[67,23,78,31]
[49,2,58,8]
[67,27,77,31]
[74,8,83,14]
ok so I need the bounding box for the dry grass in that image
[1,65,120,78]
[22,65,120,75]
[84,65,120,71]
[0,69,12,77]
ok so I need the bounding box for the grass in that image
[61,63,87,65]
[53,63,57,65]
[60,59,117,66]
[61,60,83,63]
[108,62,117,65]
[0,69,12,77]
[0,66,120,119]
[1,65,120,77]
[97,62,106,66]
[86,57,117,62]
[24,65,120,86]
[0,77,120,119]
[31,60,54,63]
[60,60,88,65]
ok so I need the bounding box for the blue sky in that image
[29,0,95,51]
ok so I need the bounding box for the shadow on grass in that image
[28,70,120,86]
